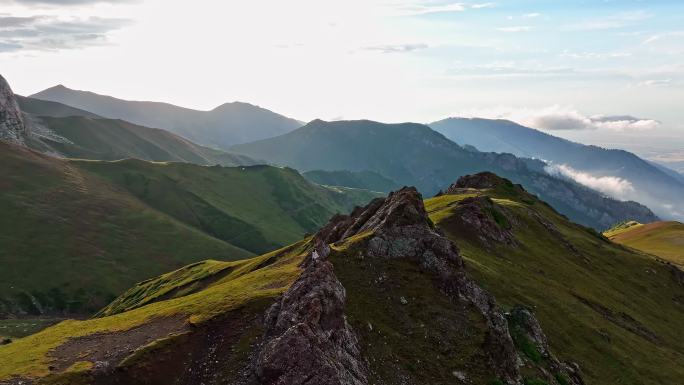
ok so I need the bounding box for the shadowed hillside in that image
[231,119,659,230]
[0,142,377,316]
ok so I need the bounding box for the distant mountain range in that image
[231,119,658,230]
[30,84,303,149]
[430,117,684,221]
[3,81,257,166]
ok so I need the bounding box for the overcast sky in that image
[2,0,683,157]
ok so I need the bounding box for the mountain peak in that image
[453,171,521,191]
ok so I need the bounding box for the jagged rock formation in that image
[450,171,526,192]
[507,306,585,385]
[254,247,368,385]
[0,75,27,144]
[312,187,522,384]
[245,186,590,385]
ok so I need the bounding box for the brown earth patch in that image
[47,315,189,373]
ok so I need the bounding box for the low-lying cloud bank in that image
[456,105,660,132]
[544,163,635,200]
[544,163,684,222]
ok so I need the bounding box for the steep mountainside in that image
[33,116,259,166]
[303,169,401,192]
[426,173,684,385]
[605,220,684,267]
[31,85,303,149]
[0,181,591,385]
[231,119,658,230]
[16,95,101,118]
[430,117,684,221]
[0,142,377,316]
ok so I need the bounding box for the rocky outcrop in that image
[314,187,521,384]
[0,74,27,144]
[253,244,368,385]
[453,196,518,248]
[451,171,524,192]
[508,306,585,385]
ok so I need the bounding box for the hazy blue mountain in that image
[430,117,684,221]
[16,95,101,119]
[231,119,658,230]
[30,85,303,149]
[303,170,401,192]
[36,115,260,166]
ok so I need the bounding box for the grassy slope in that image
[75,159,380,254]
[328,234,497,385]
[303,169,401,192]
[36,116,257,167]
[0,241,310,381]
[0,141,252,316]
[605,221,684,267]
[0,142,377,316]
[425,188,684,385]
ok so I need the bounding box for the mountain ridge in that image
[230,119,659,230]
[30,84,303,149]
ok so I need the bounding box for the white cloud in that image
[452,105,660,131]
[397,2,467,15]
[0,15,132,52]
[362,43,428,53]
[642,30,684,45]
[394,1,495,15]
[564,10,652,31]
[497,26,532,32]
[522,13,541,18]
[471,3,495,9]
[544,163,635,200]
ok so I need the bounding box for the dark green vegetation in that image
[303,169,400,192]
[426,176,684,385]
[605,220,684,267]
[230,119,658,230]
[328,237,499,384]
[31,85,303,149]
[0,141,377,316]
[430,117,684,222]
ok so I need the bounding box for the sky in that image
[1,0,683,165]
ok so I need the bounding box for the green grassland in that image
[0,142,377,316]
[0,241,311,381]
[426,186,684,385]
[604,221,684,267]
[75,158,380,254]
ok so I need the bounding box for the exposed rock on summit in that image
[314,187,522,384]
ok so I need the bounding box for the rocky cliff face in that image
[0,75,27,144]
[253,245,368,385]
